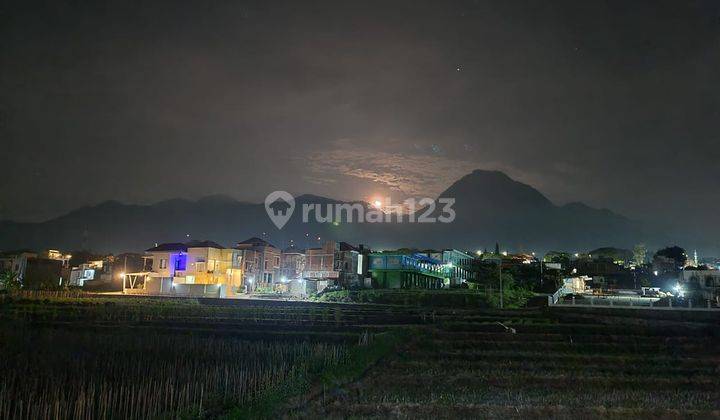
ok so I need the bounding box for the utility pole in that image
[499,261,503,309]
[633,270,637,290]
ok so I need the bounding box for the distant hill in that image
[423,170,647,253]
[0,170,656,254]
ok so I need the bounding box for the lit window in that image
[174,254,187,271]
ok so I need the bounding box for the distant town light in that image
[475,250,483,256]
[501,251,508,256]
[653,270,659,276]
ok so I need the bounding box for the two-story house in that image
[235,237,281,289]
[124,240,243,297]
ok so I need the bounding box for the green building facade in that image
[368,253,449,289]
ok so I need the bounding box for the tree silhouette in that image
[654,246,687,270]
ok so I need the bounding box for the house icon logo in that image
[264,191,295,229]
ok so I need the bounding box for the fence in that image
[549,292,720,311]
[548,287,567,305]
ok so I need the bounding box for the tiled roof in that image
[236,237,276,248]
[185,240,224,249]
[147,240,226,252]
[146,243,187,252]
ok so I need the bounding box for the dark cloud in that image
[1,0,719,246]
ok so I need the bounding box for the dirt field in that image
[295,307,720,419]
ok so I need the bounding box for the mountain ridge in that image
[0,170,652,253]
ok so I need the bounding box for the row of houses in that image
[120,238,370,297]
[1,240,548,298]
[0,249,72,289]
[115,238,481,297]
[0,249,146,290]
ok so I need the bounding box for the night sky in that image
[2,1,719,240]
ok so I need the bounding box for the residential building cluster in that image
[1,241,718,304]
[0,249,144,290]
[126,238,492,297]
[127,237,373,297]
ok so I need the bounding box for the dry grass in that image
[0,323,346,419]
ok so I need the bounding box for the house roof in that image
[236,237,276,248]
[339,242,358,252]
[0,249,36,257]
[185,240,224,249]
[146,240,225,252]
[283,246,304,254]
[146,243,187,252]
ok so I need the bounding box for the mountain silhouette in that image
[427,170,644,252]
[0,170,655,253]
